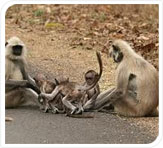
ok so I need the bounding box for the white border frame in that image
[0,0,162,147]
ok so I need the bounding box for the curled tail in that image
[96,51,103,79]
[66,113,94,118]
[84,51,103,91]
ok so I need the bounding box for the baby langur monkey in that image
[5,37,41,121]
[40,51,103,116]
[35,74,94,118]
[82,70,100,111]
[34,73,56,93]
[34,73,66,113]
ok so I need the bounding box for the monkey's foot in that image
[38,95,44,105]
[70,107,78,114]
[75,108,83,114]
[58,110,65,114]
[51,108,59,114]
[43,107,49,113]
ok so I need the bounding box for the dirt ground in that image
[5,4,159,144]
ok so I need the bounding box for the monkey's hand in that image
[38,94,44,105]
[71,107,78,115]
[75,108,83,114]
[26,81,41,94]
[51,108,59,114]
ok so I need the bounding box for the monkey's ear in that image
[55,78,60,85]
[5,42,8,47]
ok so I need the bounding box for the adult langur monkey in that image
[5,37,41,121]
[92,39,158,117]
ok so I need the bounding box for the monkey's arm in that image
[6,80,32,92]
[99,71,130,104]
[62,94,78,114]
[28,75,37,86]
[5,79,40,94]
[27,75,41,94]
[94,88,124,110]
[93,71,130,110]
[116,69,130,91]
[83,88,99,111]
[40,86,60,101]
[6,79,29,87]
[11,59,41,94]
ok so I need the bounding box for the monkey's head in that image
[109,39,137,63]
[34,73,47,87]
[85,70,98,85]
[109,40,124,63]
[54,77,69,86]
[5,37,27,60]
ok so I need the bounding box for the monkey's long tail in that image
[96,51,103,78]
[5,116,13,122]
[84,51,103,91]
[66,113,94,118]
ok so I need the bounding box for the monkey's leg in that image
[75,102,84,114]
[83,92,98,111]
[40,87,60,101]
[5,89,25,108]
[38,96,51,112]
[5,88,40,108]
[62,95,77,114]
[146,108,159,117]
[23,88,41,107]
[96,88,115,100]
[93,88,122,110]
[82,94,88,105]
[28,75,37,85]
[6,80,29,90]
[85,88,114,110]
[42,99,50,113]
[27,75,41,94]
[49,102,60,114]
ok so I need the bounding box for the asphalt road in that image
[5,107,156,144]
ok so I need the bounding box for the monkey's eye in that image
[86,77,93,80]
[5,42,8,47]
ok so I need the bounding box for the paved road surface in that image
[5,107,156,144]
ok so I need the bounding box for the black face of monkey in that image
[85,70,97,85]
[109,45,123,63]
[12,45,23,56]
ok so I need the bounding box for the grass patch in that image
[34,9,44,17]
